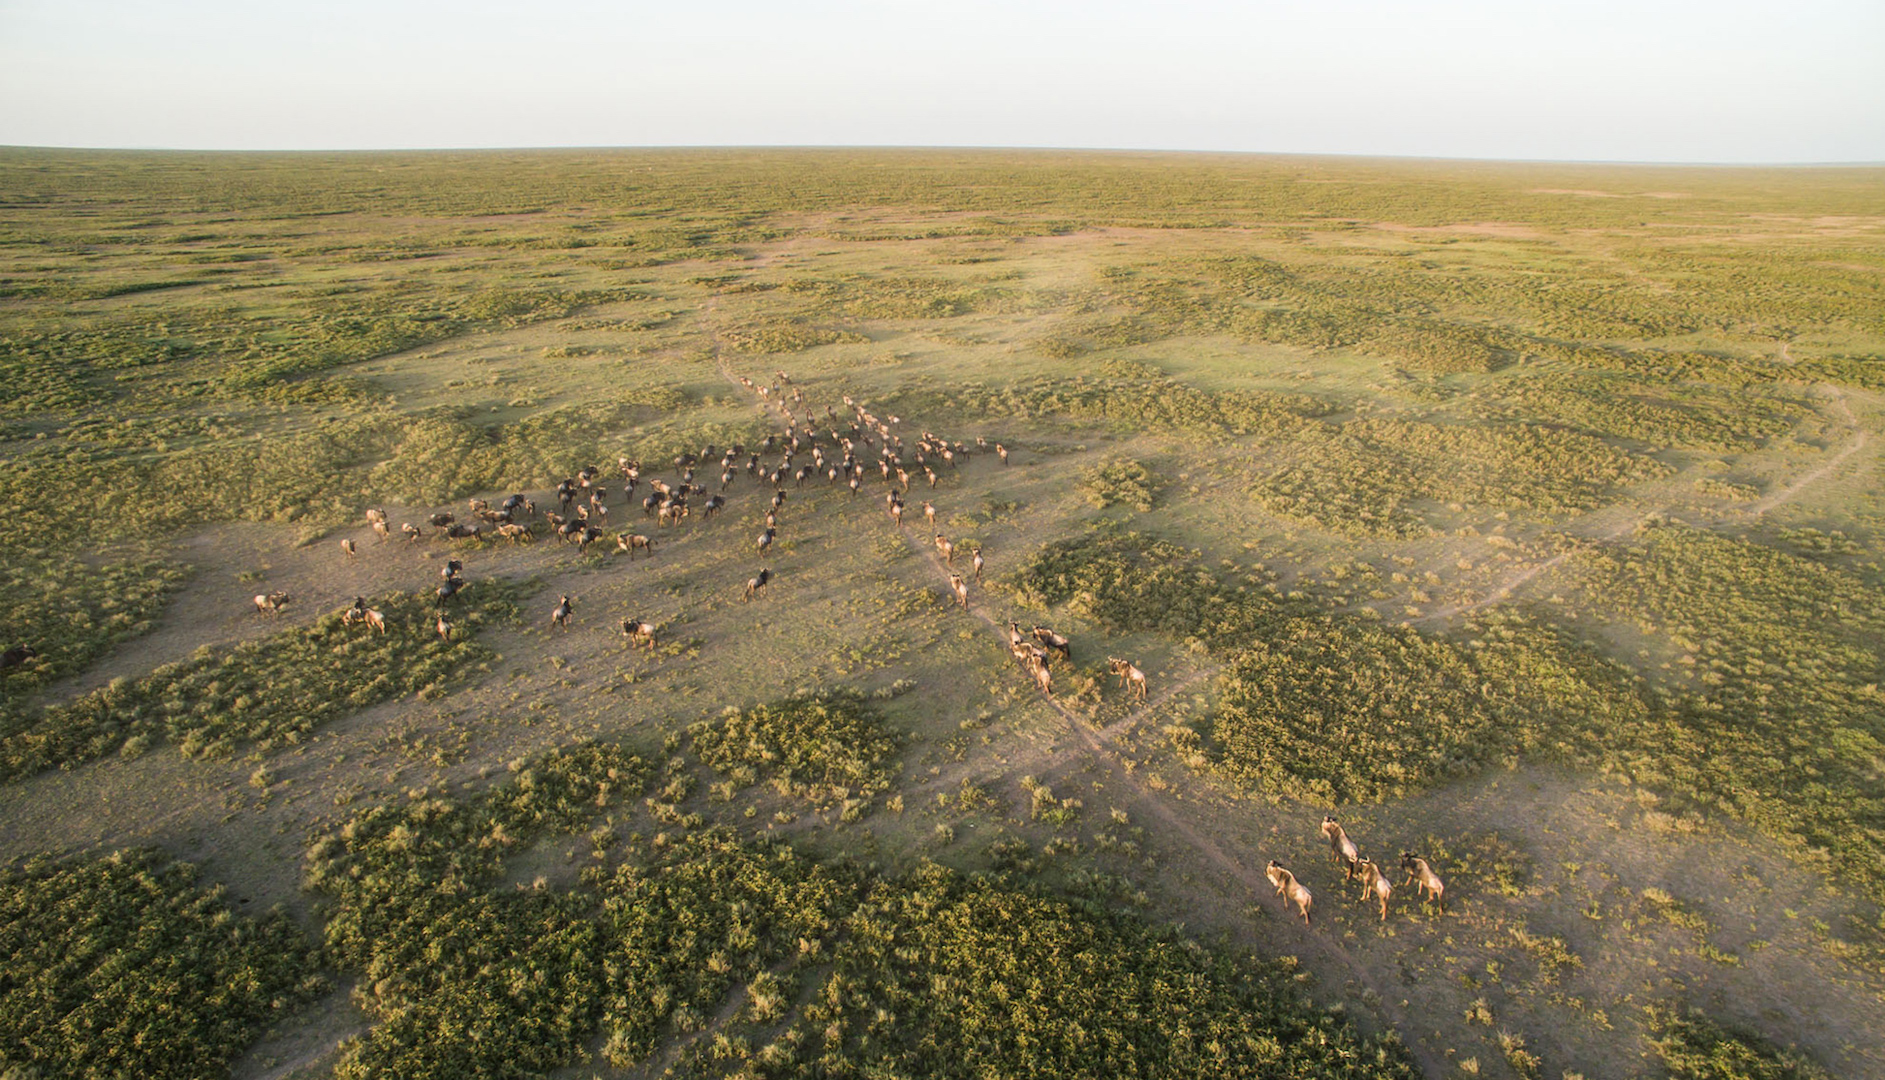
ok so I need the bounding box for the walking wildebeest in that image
[551,595,574,630]
[252,591,290,615]
[1266,861,1314,925]
[1321,817,1361,880]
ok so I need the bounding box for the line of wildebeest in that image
[243,368,1449,926]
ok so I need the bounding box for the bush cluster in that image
[0,848,323,1080]
[0,585,514,780]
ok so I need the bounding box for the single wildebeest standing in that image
[340,538,356,558]
[971,547,985,584]
[1401,853,1445,912]
[1321,816,1360,881]
[948,573,969,608]
[1356,858,1393,921]
[1108,657,1147,701]
[1266,861,1313,925]
[620,618,657,651]
[551,595,575,630]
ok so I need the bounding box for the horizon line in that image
[3,143,1882,170]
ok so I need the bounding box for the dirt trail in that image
[703,303,1448,1077]
[1410,385,1868,628]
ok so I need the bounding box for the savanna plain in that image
[1,148,1882,1080]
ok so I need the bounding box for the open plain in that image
[1,149,1882,1079]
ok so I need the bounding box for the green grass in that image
[0,584,516,780]
[0,848,324,1080]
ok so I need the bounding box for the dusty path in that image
[1409,385,1868,628]
[702,302,1448,1076]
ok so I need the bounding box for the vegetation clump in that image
[0,848,323,1080]
[687,689,901,803]
[1648,1006,1832,1080]
[1079,457,1163,512]
[0,584,515,780]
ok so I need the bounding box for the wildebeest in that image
[1108,657,1147,700]
[757,527,776,554]
[442,560,463,581]
[428,512,455,528]
[1401,853,1445,912]
[365,507,387,526]
[1032,626,1071,664]
[0,645,39,671]
[496,522,533,543]
[340,538,356,558]
[402,523,423,543]
[616,532,654,558]
[934,535,955,564]
[947,573,968,608]
[1321,817,1360,881]
[620,618,657,650]
[446,523,482,540]
[252,591,290,615]
[744,568,772,601]
[372,520,391,542]
[702,494,726,520]
[1356,858,1393,921]
[436,577,464,605]
[1266,861,1313,925]
[551,595,574,630]
[435,614,452,641]
[971,547,985,584]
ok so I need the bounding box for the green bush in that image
[0,585,516,780]
[0,848,323,1080]
[687,689,901,804]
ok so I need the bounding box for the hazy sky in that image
[2,0,1880,161]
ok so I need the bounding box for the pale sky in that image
[2,0,1880,162]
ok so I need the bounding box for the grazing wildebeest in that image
[428,512,455,528]
[1108,657,1147,700]
[616,532,654,558]
[551,595,574,630]
[577,526,604,553]
[371,520,390,542]
[1356,858,1393,921]
[0,645,39,671]
[402,523,423,543]
[620,618,657,650]
[1401,853,1445,912]
[446,523,482,540]
[496,523,533,544]
[744,568,772,601]
[365,508,387,526]
[436,614,452,641]
[1266,861,1313,925]
[1321,817,1361,880]
[252,591,290,615]
[1032,625,1071,664]
[340,538,356,558]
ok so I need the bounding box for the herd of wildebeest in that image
[243,367,1447,925]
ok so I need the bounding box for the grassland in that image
[0,148,1881,1079]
